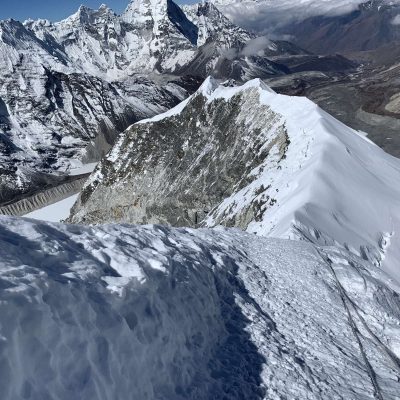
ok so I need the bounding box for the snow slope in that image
[200,79,400,282]
[71,77,400,283]
[0,216,399,399]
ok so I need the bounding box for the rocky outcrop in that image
[68,78,290,225]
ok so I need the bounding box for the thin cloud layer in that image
[220,36,274,60]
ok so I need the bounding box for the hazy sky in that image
[0,0,198,22]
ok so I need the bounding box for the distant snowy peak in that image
[61,4,117,25]
[183,1,252,46]
[122,0,168,24]
[122,0,198,43]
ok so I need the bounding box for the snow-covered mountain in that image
[0,215,399,399]
[1,2,399,399]
[69,78,400,283]
[0,0,308,206]
[25,1,199,76]
[0,10,192,205]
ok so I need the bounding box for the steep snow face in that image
[70,78,400,282]
[0,216,399,399]
[123,0,199,73]
[122,0,169,25]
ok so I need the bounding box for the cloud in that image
[241,36,273,56]
[220,36,274,60]
[213,0,400,34]
[392,14,400,24]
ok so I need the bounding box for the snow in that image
[25,194,79,222]
[0,216,398,399]
[68,162,98,176]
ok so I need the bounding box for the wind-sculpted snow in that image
[0,216,399,399]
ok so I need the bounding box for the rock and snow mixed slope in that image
[0,216,399,399]
[70,77,400,282]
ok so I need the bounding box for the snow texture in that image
[0,216,399,399]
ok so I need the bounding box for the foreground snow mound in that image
[0,216,399,399]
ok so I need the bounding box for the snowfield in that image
[0,216,399,399]
[25,194,79,222]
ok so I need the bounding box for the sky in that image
[0,0,197,22]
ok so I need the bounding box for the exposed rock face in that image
[69,79,289,226]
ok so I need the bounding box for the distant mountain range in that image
[211,0,400,53]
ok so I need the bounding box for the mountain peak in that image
[61,3,116,26]
[122,0,198,46]
[122,0,169,24]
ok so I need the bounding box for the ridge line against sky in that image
[0,0,197,22]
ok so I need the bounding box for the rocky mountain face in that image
[69,78,290,226]
[69,78,400,282]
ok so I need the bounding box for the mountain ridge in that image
[68,77,400,282]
